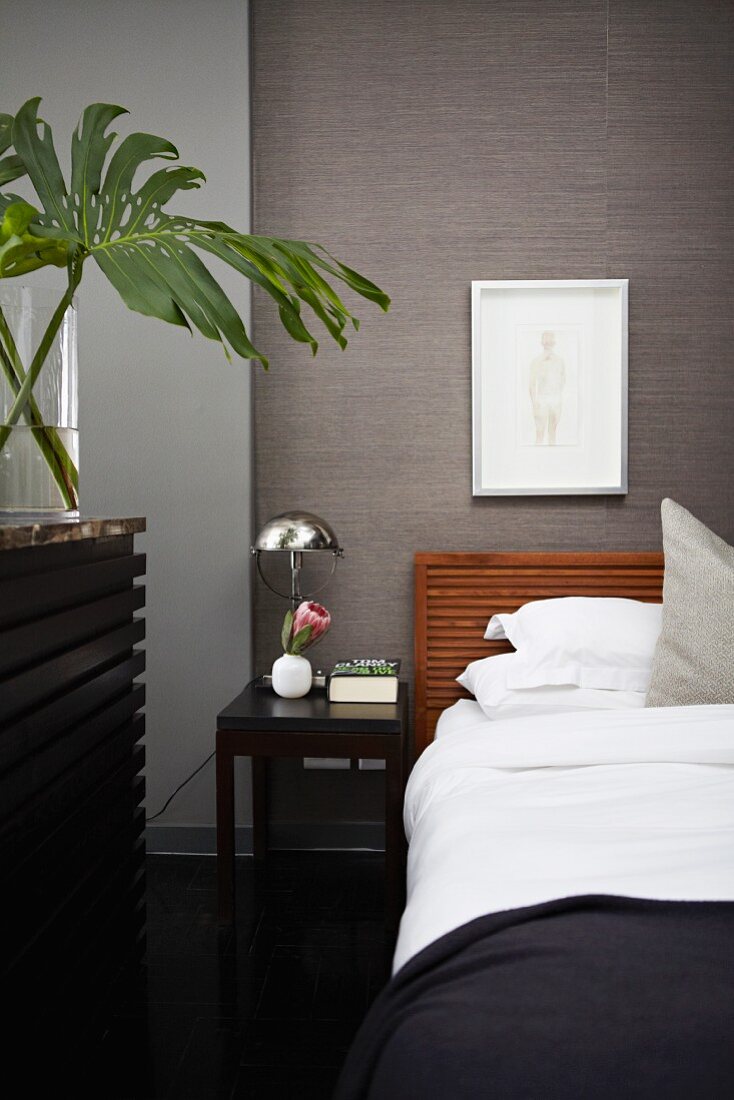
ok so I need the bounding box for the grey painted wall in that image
[251,0,734,826]
[5,0,254,843]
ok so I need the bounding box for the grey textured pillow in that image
[646,499,734,707]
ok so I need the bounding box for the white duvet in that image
[394,704,734,973]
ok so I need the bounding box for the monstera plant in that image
[0,98,389,511]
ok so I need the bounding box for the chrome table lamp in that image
[251,510,343,610]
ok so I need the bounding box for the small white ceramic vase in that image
[271,653,312,698]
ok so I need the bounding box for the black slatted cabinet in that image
[0,516,146,1044]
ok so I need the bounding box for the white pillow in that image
[457,652,647,719]
[483,597,662,692]
[484,618,508,641]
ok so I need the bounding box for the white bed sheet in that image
[394,702,734,973]
[434,697,486,737]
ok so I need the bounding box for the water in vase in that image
[0,426,79,513]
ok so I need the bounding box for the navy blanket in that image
[334,895,734,1099]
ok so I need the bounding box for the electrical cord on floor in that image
[145,750,216,823]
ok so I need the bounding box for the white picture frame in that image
[471,279,628,495]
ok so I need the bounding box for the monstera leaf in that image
[1,97,390,367]
[0,113,26,187]
[0,98,389,512]
[0,197,68,275]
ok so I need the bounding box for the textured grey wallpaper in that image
[251,0,733,826]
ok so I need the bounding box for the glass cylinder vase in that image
[0,285,79,515]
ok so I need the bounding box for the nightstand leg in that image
[385,751,406,932]
[251,756,268,863]
[216,739,235,924]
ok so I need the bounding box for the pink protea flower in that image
[282,601,331,654]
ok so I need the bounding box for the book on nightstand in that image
[328,659,401,703]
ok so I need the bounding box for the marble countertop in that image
[0,515,146,551]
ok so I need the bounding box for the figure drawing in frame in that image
[472,279,628,495]
[529,330,565,445]
[515,325,579,449]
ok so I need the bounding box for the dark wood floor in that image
[80,851,394,1099]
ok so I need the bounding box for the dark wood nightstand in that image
[216,678,410,929]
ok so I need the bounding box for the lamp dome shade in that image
[253,511,341,552]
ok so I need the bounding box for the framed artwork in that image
[471,279,628,495]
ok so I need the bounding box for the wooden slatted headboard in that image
[414,552,664,758]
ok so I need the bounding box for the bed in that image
[336,552,734,1100]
